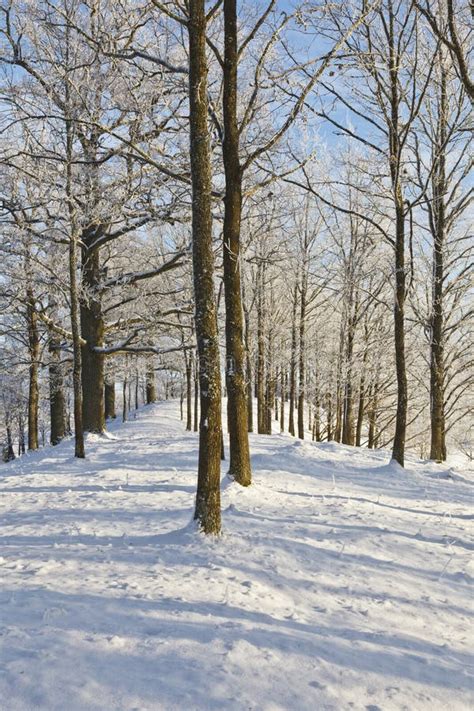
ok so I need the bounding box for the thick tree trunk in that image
[222,0,251,485]
[26,288,39,451]
[188,0,222,534]
[49,329,66,445]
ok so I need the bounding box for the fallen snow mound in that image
[1,401,472,711]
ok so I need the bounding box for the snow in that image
[1,401,473,711]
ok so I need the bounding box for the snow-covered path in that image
[1,402,472,711]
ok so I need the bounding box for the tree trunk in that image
[326,391,333,441]
[297,267,307,440]
[429,62,447,462]
[68,223,85,458]
[193,351,199,432]
[49,329,66,445]
[355,376,365,448]
[355,335,369,447]
[145,359,156,404]
[188,0,222,533]
[80,239,105,433]
[3,414,15,462]
[256,264,266,434]
[342,322,355,445]
[288,276,298,436]
[185,353,192,431]
[104,377,116,419]
[244,308,253,433]
[280,367,285,432]
[221,0,251,485]
[122,374,128,422]
[26,288,39,450]
[135,369,139,410]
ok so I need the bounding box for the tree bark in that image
[188,0,222,534]
[145,359,156,404]
[49,328,66,445]
[80,237,105,433]
[429,60,447,462]
[193,351,199,432]
[221,0,251,485]
[244,307,253,433]
[185,352,192,431]
[288,276,298,436]
[104,377,116,419]
[26,288,39,451]
[256,263,266,434]
[297,267,307,440]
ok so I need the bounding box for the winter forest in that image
[0,1,472,710]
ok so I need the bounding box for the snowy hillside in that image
[1,401,472,711]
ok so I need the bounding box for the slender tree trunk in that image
[334,323,344,443]
[49,328,66,445]
[342,321,355,445]
[4,414,15,461]
[145,359,156,404]
[264,349,273,435]
[429,62,447,462]
[327,391,333,441]
[26,288,39,450]
[193,352,199,433]
[188,0,222,533]
[104,377,116,419]
[185,353,192,431]
[68,222,85,458]
[288,276,298,436]
[256,264,266,434]
[133,369,138,410]
[355,334,369,447]
[280,367,285,432]
[122,371,128,422]
[18,413,25,454]
[244,308,253,433]
[385,10,408,467]
[297,268,307,440]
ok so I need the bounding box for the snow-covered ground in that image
[1,401,473,711]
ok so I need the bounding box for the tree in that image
[187,0,222,534]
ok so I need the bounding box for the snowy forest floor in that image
[0,401,473,711]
